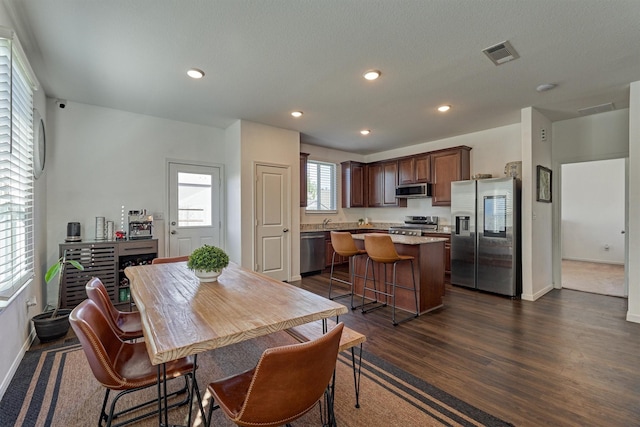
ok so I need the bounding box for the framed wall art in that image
[536,165,552,203]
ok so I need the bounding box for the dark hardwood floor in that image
[294,269,640,427]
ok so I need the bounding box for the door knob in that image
[283,228,289,232]
[621,230,625,234]
[171,230,177,235]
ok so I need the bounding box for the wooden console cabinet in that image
[59,239,158,310]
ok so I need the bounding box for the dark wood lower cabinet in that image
[423,233,451,276]
[59,239,158,310]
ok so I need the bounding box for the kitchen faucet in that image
[322,218,332,229]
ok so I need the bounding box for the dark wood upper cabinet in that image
[398,154,431,184]
[341,161,365,208]
[414,154,431,183]
[431,146,471,206]
[300,153,309,207]
[398,157,415,185]
[366,163,383,207]
[367,160,406,208]
[340,145,469,208]
[383,161,400,206]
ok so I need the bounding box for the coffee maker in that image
[65,222,81,242]
[128,210,153,240]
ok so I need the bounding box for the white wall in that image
[521,108,553,301]
[45,101,226,303]
[627,82,640,322]
[301,124,522,228]
[552,108,630,297]
[224,121,242,264]
[561,159,625,264]
[238,121,301,279]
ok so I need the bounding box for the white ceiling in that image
[5,0,640,154]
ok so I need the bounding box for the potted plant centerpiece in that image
[32,250,84,342]
[187,244,229,282]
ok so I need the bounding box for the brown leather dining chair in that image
[85,277,143,340]
[151,255,190,264]
[206,322,344,427]
[70,299,203,427]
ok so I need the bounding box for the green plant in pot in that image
[187,244,229,282]
[32,250,84,342]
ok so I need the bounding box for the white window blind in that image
[306,160,336,211]
[0,29,36,306]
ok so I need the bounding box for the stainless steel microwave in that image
[395,183,432,198]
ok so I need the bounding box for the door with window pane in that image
[168,163,222,257]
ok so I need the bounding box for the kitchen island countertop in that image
[351,233,447,245]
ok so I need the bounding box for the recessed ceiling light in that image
[363,70,381,81]
[437,105,451,112]
[536,83,556,92]
[360,129,371,135]
[291,111,303,118]
[187,68,205,79]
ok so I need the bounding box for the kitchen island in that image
[351,233,447,314]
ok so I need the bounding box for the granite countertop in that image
[300,222,451,235]
[351,233,447,245]
[300,222,398,233]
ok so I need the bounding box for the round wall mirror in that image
[33,108,46,179]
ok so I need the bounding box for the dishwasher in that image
[300,232,326,274]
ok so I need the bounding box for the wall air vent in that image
[482,40,520,65]
[578,102,615,116]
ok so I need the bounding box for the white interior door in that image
[168,162,222,256]
[255,164,290,281]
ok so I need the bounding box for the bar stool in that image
[362,234,419,325]
[328,231,368,309]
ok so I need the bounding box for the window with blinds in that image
[306,160,336,212]
[0,29,36,307]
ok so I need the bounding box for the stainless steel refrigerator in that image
[450,177,521,297]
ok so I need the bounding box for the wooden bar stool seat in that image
[329,231,368,309]
[362,234,419,325]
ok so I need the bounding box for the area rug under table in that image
[1,332,513,427]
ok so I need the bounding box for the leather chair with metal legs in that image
[206,323,344,427]
[85,277,143,340]
[328,231,368,309]
[362,234,419,325]
[70,299,203,427]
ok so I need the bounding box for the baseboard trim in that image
[0,328,35,401]
[562,257,624,266]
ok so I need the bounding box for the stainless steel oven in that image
[389,216,439,236]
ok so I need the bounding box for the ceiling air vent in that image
[483,40,520,65]
[578,102,615,116]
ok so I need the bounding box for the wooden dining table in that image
[125,261,348,425]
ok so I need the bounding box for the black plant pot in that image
[32,309,72,342]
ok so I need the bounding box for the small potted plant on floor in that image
[187,244,229,282]
[32,250,84,342]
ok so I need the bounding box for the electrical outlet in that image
[26,296,37,308]
[153,212,164,220]
[604,244,610,251]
